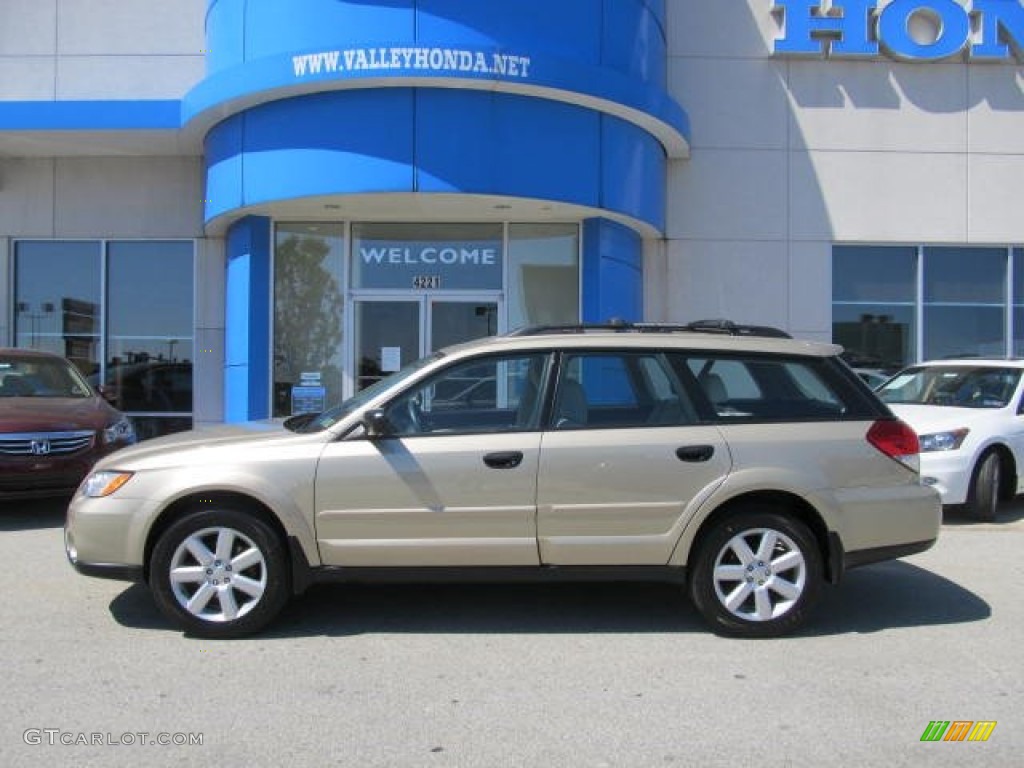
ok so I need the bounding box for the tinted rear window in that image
[677,353,858,423]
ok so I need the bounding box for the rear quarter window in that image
[679,353,865,423]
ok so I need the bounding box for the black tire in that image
[149,507,290,638]
[966,452,1001,523]
[689,507,823,638]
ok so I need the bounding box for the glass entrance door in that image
[352,297,499,392]
[429,300,498,351]
[354,300,421,391]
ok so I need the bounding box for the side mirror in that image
[362,409,392,438]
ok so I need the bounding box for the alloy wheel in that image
[167,526,268,622]
[711,527,808,622]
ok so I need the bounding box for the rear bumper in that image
[827,483,942,559]
[829,534,938,582]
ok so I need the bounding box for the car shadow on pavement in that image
[941,499,1024,526]
[108,583,173,631]
[108,560,989,640]
[0,498,70,530]
[806,559,990,636]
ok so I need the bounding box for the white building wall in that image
[194,238,226,427]
[0,156,203,238]
[54,156,204,238]
[664,0,1024,342]
[0,0,205,100]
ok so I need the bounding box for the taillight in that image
[867,419,920,471]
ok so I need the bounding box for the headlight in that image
[918,428,969,452]
[81,471,134,498]
[103,416,136,445]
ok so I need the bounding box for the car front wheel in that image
[149,508,290,638]
[689,507,823,638]
[966,451,1001,523]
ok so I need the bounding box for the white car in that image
[853,368,890,390]
[877,359,1024,521]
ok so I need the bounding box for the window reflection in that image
[273,223,345,416]
[832,246,916,371]
[106,241,195,434]
[922,247,1006,360]
[1014,249,1024,357]
[923,247,1005,304]
[508,223,579,330]
[13,239,194,440]
[13,241,102,374]
[833,245,1015,367]
[832,305,914,372]
[832,245,916,303]
[923,307,1005,360]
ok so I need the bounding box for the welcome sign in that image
[354,240,504,290]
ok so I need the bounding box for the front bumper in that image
[64,525,144,581]
[918,451,973,505]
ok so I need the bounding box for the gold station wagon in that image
[66,322,941,638]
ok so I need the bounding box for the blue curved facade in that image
[204,89,666,229]
[194,0,687,232]
[191,0,686,420]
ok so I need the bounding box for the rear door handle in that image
[483,451,524,469]
[676,445,714,463]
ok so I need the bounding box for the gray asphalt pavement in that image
[0,498,1021,767]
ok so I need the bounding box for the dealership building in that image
[2,0,1022,436]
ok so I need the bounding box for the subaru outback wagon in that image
[66,323,940,638]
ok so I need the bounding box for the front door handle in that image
[676,445,714,463]
[483,451,524,469]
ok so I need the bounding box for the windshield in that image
[0,355,94,398]
[289,352,443,433]
[878,365,1021,409]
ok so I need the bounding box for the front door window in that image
[381,352,549,435]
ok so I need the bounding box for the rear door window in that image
[552,351,697,429]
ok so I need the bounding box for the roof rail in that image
[508,319,792,339]
[684,319,792,338]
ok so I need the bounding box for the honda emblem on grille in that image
[30,439,51,456]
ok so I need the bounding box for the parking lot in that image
[0,498,1021,767]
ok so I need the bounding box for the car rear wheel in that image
[966,451,1001,523]
[149,508,290,638]
[689,507,823,638]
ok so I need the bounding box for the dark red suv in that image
[0,349,136,500]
